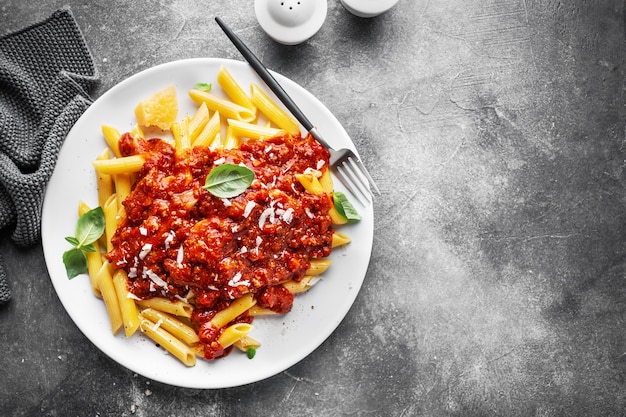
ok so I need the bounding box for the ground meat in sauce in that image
[106,132,333,359]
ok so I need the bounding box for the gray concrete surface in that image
[2,1,626,416]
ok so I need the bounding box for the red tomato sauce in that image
[106,132,333,359]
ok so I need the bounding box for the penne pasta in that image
[78,201,104,297]
[306,259,332,276]
[188,89,256,123]
[192,110,221,148]
[282,276,320,294]
[233,335,261,352]
[222,125,239,150]
[248,305,278,316]
[332,231,352,248]
[112,269,140,338]
[101,124,122,157]
[135,297,193,318]
[92,154,145,175]
[218,323,253,349]
[95,149,114,208]
[172,117,191,155]
[102,194,118,252]
[319,168,333,193]
[96,261,123,334]
[113,173,132,210]
[210,293,256,329]
[139,316,196,367]
[130,123,145,140]
[139,308,199,345]
[250,83,300,135]
[188,102,210,141]
[296,173,326,196]
[227,118,283,141]
[217,65,256,111]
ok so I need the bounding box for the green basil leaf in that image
[64,236,80,246]
[194,82,212,92]
[63,248,88,279]
[75,206,105,247]
[203,164,255,198]
[333,191,361,222]
[82,243,97,253]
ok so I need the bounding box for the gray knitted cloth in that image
[0,9,98,303]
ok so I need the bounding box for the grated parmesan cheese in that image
[258,207,275,229]
[164,230,175,250]
[174,294,188,303]
[143,267,168,289]
[281,207,294,223]
[126,292,141,300]
[214,157,226,165]
[176,246,184,266]
[243,201,256,218]
[228,272,242,287]
[152,319,163,331]
[139,243,153,260]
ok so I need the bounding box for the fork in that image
[215,17,380,204]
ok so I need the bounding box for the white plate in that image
[41,58,374,389]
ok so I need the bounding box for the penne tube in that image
[193,110,221,148]
[295,173,326,196]
[282,276,320,294]
[136,297,193,318]
[188,102,210,141]
[96,261,123,334]
[139,308,199,345]
[95,149,114,207]
[233,335,261,352]
[114,173,132,210]
[93,154,145,175]
[188,89,256,123]
[139,316,196,367]
[218,323,253,349]
[319,168,333,193]
[130,124,145,140]
[227,118,283,141]
[217,65,256,111]
[222,125,239,150]
[305,259,332,276]
[86,241,104,298]
[332,231,351,248]
[102,193,118,252]
[172,117,191,155]
[248,305,278,316]
[101,124,121,157]
[112,269,140,338]
[210,293,256,329]
[250,83,300,135]
[78,201,104,297]
[329,206,348,225]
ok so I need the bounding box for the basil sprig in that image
[63,206,105,279]
[194,82,212,92]
[333,191,361,222]
[203,163,255,198]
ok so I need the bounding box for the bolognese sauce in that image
[106,131,334,359]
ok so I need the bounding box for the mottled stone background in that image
[1,1,625,416]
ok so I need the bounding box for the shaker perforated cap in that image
[255,0,327,45]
